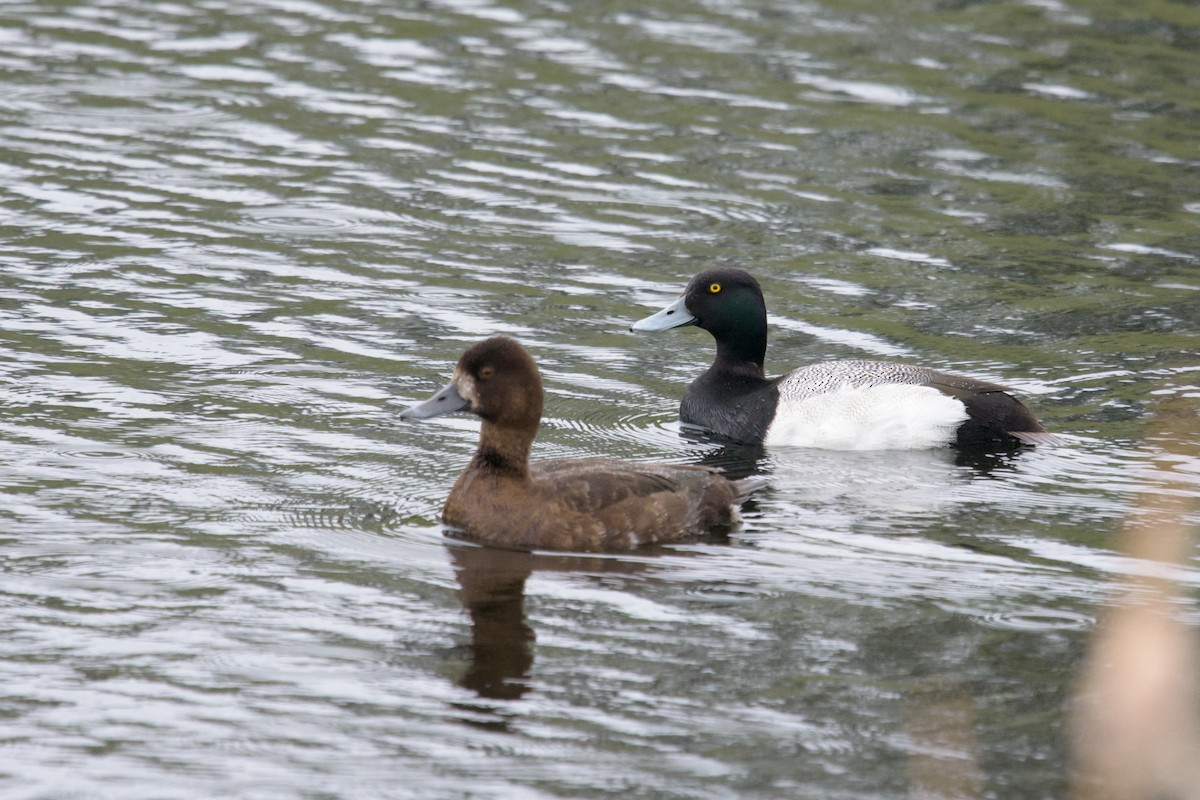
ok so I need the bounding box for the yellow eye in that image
[709,282,722,294]
[479,366,495,380]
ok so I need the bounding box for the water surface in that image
[2,1,1199,798]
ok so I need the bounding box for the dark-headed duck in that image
[400,336,761,551]
[631,269,1051,450]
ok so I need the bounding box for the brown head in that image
[452,336,543,430]
[400,336,544,474]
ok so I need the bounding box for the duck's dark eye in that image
[479,366,495,380]
[709,282,722,294]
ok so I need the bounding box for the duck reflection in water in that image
[448,543,656,702]
[448,544,535,701]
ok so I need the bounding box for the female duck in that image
[400,336,761,551]
[631,269,1050,450]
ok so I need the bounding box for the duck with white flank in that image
[631,269,1050,450]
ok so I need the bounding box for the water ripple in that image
[2,0,1198,797]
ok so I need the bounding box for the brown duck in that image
[401,336,762,551]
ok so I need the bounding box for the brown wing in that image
[529,459,740,550]
[531,458,717,507]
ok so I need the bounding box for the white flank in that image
[763,383,969,450]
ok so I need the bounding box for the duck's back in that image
[534,459,746,549]
[445,459,749,551]
[775,360,1009,400]
[767,360,1042,449]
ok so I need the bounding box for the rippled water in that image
[2,0,1199,797]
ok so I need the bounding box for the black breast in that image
[680,370,779,443]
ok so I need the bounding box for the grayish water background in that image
[1,0,1198,797]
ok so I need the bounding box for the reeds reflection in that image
[1072,399,1200,800]
[901,398,1200,799]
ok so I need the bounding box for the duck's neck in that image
[713,330,767,381]
[470,421,534,479]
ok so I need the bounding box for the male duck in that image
[630,269,1050,450]
[400,336,761,551]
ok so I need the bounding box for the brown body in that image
[444,457,741,551]
[402,336,758,552]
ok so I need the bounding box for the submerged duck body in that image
[631,269,1049,450]
[400,336,759,552]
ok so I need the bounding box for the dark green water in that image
[1,1,1198,798]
